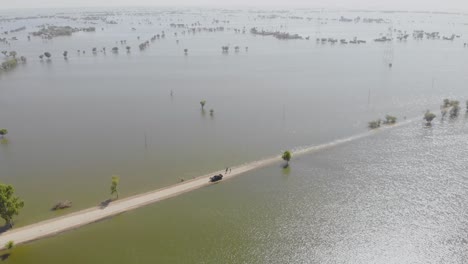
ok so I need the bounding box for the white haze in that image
[0,0,467,12]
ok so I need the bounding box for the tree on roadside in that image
[282,151,292,168]
[5,241,13,250]
[110,176,120,200]
[0,183,25,228]
[424,111,436,125]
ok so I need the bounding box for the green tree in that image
[282,151,292,168]
[424,111,436,125]
[200,100,206,110]
[441,108,447,118]
[449,100,459,107]
[0,184,24,228]
[368,119,381,129]
[443,99,450,108]
[110,176,120,199]
[450,104,460,118]
[0,129,7,137]
[5,241,14,250]
[384,115,397,124]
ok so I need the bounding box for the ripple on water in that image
[256,119,468,264]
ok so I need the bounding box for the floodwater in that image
[7,117,468,264]
[0,7,468,263]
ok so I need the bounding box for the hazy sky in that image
[0,0,467,12]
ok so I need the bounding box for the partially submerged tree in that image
[424,111,436,125]
[282,151,292,168]
[443,99,450,108]
[0,183,25,228]
[450,101,460,118]
[209,109,214,116]
[383,115,397,124]
[441,108,447,118]
[368,119,381,129]
[44,52,51,59]
[0,129,7,137]
[110,176,120,200]
[200,100,206,110]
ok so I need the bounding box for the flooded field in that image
[0,7,468,263]
[6,117,468,264]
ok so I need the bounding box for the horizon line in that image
[0,5,467,14]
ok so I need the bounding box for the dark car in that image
[209,174,223,182]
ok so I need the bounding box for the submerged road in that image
[0,118,416,249]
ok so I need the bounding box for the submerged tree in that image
[282,151,292,168]
[44,52,51,59]
[200,100,206,110]
[209,109,214,116]
[110,176,120,200]
[63,51,68,59]
[450,101,460,118]
[126,46,131,53]
[184,48,188,55]
[383,115,397,124]
[368,119,381,129]
[424,111,436,125]
[0,129,7,137]
[443,99,450,108]
[441,108,447,118]
[0,183,25,228]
